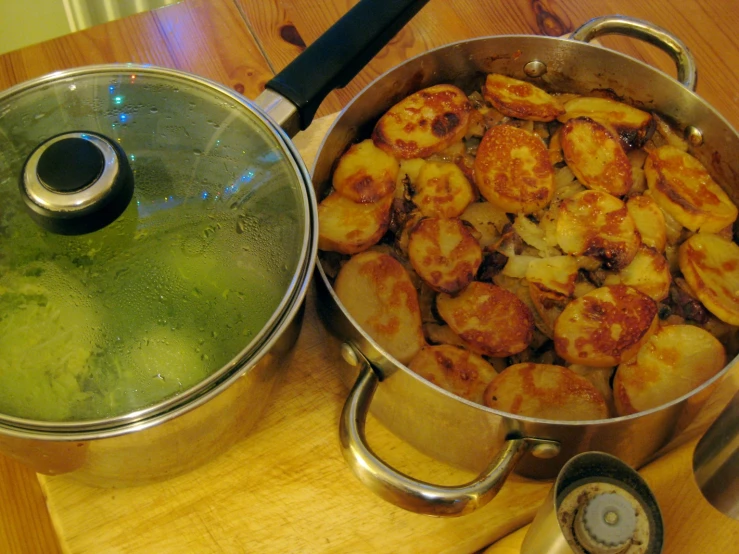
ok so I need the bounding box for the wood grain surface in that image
[1,0,738,552]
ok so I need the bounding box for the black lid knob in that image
[20,132,134,235]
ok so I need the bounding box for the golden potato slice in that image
[604,246,671,302]
[556,190,640,270]
[483,363,609,420]
[408,217,482,294]
[679,233,739,325]
[460,201,510,248]
[482,74,565,122]
[436,281,534,357]
[318,192,392,255]
[554,284,659,367]
[332,139,399,203]
[558,96,654,150]
[372,84,473,159]
[408,344,498,404]
[334,250,425,364]
[626,194,667,251]
[474,124,555,214]
[560,117,633,196]
[412,161,476,218]
[526,255,579,297]
[614,324,726,415]
[644,145,738,232]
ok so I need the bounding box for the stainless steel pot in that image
[0,0,429,487]
[312,16,739,516]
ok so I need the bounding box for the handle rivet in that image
[523,60,548,78]
[341,343,360,367]
[531,441,561,459]
[685,125,703,147]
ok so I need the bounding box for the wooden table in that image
[1,1,738,552]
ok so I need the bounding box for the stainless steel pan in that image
[310,15,739,516]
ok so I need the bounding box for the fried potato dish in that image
[318,73,738,421]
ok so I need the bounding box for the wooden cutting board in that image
[38,115,738,554]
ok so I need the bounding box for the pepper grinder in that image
[521,452,663,554]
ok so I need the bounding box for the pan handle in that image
[339,344,561,517]
[256,0,430,136]
[570,15,697,91]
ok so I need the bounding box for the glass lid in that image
[0,66,310,425]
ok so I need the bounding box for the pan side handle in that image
[339,347,560,517]
[570,15,698,92]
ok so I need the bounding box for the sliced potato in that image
[408,217,482,294]
[460,201,510,248]
[474,124,555,214]
[318,192,392,255]
[554,284,658,367]
[334,250,425,364]
[626,194,667,251]
[604,245,671,302]
[614,324,726,415]
[679,233,739,325]
[558,96,654,150]
[560,117,633,196]
[528,281,570,338]
[644,145,738,233]
[412,161,477,218]
[482,74,565,122]
[556,190,640,270]
[526,255,579,297]
[436,281,534,357]
[549,125,564,165]
[332,139,399,203]
[483,363,608,420]
[409,344,498,404]
[372,84,472,159]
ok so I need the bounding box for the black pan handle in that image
[262,0,430,132]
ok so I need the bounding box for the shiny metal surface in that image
[255,88,301,138]
[570,15,697,91]
[693,390,739,519]
[22,132,120,211]
[521,452,663,554]
[313,18,739,514]
[339,348,560,516]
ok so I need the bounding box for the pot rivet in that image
[523,60,548,78]
[531,440,561,459]
[685,125,704,147]
[341,343,360,367]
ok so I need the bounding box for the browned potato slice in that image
[318,192,392,255]
[332,139,399,203]
[679,233,739,325]
[372,84,473,159]
[436,281,534,357]
[483,363,609,420]
[558,96,654,150]
[644,146,738,232]
[482,74,565,122]
[395,158,426,198]
[604,245,671,302]
[556,190,640,270]
[626,194,667,251]
[460,201,510,248]
[474,125,555,214]
[412,161,476,218]
[560,117,633,196]
[334,250,425,364]
[408,217,482,294]
[614,324,726,415]
[408,344,498,404]
[554,284,659,367]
